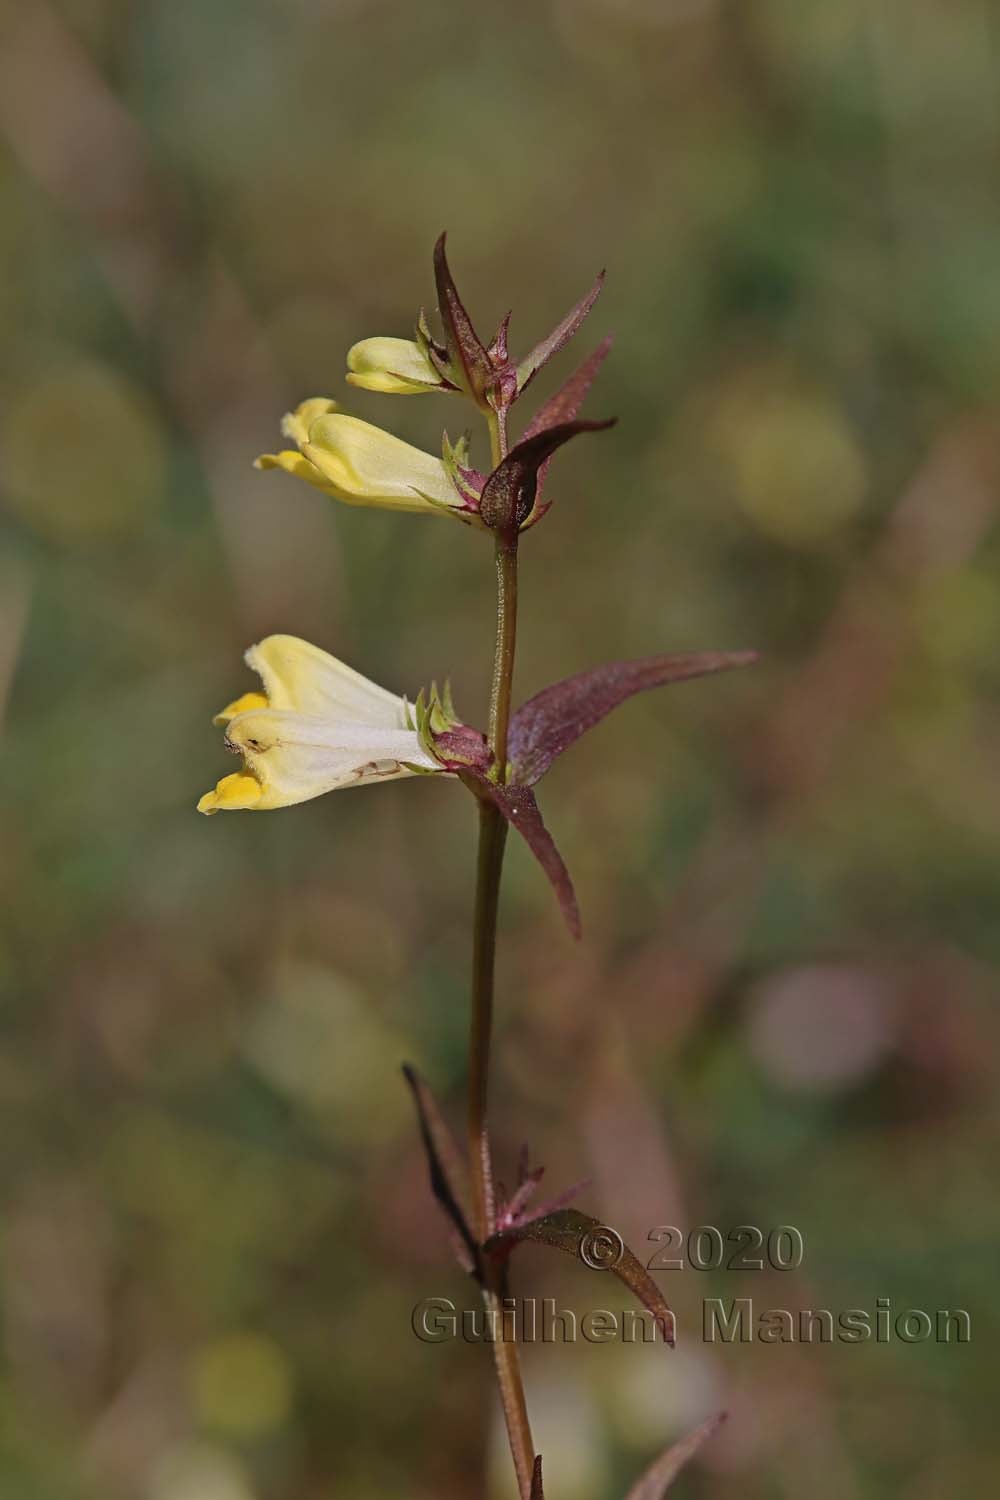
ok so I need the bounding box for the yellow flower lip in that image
[213,690,268,727]
[198,770,264,814]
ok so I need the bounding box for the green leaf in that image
[441,430,485,506]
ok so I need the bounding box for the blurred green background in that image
[1,0,999,1496]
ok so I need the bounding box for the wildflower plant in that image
[201,236,755,1497]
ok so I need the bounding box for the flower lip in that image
[197,770,263,814]
[281,397,338,446]
[213,690,268,727]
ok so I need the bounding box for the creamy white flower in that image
[198,635,442,813]
[255,400,462,516]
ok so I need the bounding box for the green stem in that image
[487,405,507,470]
[489,535,518,771]
[466,405,535,1498]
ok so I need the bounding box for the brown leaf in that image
[478,418,615,534]
[623,1412,727,1499]
[489,310,512,364]
[484,1208,675,1345]
[517,270,606,395]
[509,651,759,786]
[522,335,614,442]
[433,233,493,404]
[464,776,581,938]
[402,1065,478,1274]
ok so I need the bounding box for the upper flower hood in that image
[255,400,464,516]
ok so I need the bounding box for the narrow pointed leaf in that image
[509,651,759,786]
[530,1456,544,1500]
[489,311,512,364]
[464,775,581,937]
[624,1413,727,1500]
[479,418,615,533]
[441,430,487,506]
[483,1208,675,1345]
[402,1065,479,1272]
[500,1168,545,1226]
[416,307,449,362]
[509,1176,592,1230]
[434,233,493,403]
[517,270,606,395]
[522,335,614,442]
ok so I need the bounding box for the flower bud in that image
[346,337,447,395]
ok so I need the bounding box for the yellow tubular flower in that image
[255,400,462,515]
[346,337,445,394]
[198,635,444,814]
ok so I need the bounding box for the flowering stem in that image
[484,1276,535,1500]
[468,795,505,1240]
[489,535,518,769]
[465,405,535,1498]
[467,410,517,1240]
[485,405,518,771]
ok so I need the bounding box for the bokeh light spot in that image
[747,964,899,1093]
[711,372,867,546]
[2,360,164,539]
[192,1333,293,1438]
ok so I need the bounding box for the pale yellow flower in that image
[255,399,462,516]
[346,337,445,395]
[198,635,443,814]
